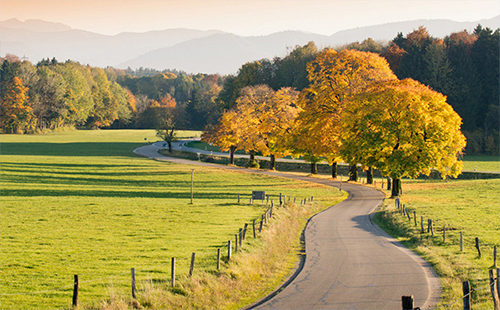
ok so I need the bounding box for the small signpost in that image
[252,191,266,201]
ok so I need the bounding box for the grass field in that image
[0,130,344,309]
[373,179,500,309]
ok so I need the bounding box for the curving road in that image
[134,143,440,310]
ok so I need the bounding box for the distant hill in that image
[1,16,498,74]
[329,16,500,43]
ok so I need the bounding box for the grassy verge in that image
[0,130,344,309]
[372,179,500,309]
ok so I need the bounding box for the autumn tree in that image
[202,109,241,165]
[294,48,397,177]
[204,85,300,169]
[341,78,466,197]
[0,77,36,133]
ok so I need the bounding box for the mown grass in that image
[0,130,344,310]
[460,155,500,172]
[373,179,500,309]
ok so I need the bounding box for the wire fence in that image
[394,197,500,309]
[0,192,314,308]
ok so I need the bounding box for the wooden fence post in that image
[430,219,434,235]
[421,216,424,233]
[475,237,481,258]
[460,232,463,252]
[239,228,243,247]
[402,295,413,310]
[443,225,446,243]
[280,193,282,206]
[414,211,417,226]
[171,257,176,287]
[252,220,256,238]
[243,223,248,240]
[189,252,195,277]
[72,275,79,308]
[190,169,194,204]
[489,269,499,310]
[494,246,497,268]
[131,268,137,299]
[235,234,238,252]
[259,219,263,233]
[228,240,232,260]
[217,248,221,270]
[497,268,500,303]
[463,280,471,310]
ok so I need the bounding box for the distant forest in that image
[0,25,498,155]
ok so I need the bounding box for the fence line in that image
[2,192,315,303]
[394,197,500,309]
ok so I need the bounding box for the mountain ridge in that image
[1,16,498,74]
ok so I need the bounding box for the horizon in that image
[1,0,499,36]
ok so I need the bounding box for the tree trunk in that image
[386,177,392,190]
[349,165,358,182]
[229,146,236,165]
[366,167,373,184]
[249,150,255,162]
[311,162,318,174]
[391,178,401,197]
[167,141,173,153]
[270,154,276,170]
[331,162,337,179]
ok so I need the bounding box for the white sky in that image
[1,0,499,36]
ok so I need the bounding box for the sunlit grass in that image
[0,130,344,309]
[373,178,500,309]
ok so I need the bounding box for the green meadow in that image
[0,130,344,309]
[374,178,500,309]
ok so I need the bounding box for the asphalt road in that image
[134,143,440,310]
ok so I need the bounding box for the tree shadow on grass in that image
[0,142,143,157]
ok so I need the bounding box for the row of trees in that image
[0,57,134,133]
[215,25,498,155]
[0,56,224,133]
[203,49,466,197]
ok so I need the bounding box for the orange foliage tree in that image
[293,49,397,177]
[0,77,36,133]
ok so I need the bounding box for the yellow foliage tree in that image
[341,78,466,197]
[203,85,300,169]
[0,77,36,133]
[294,48,397,176]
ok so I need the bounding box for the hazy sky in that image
[1,0,499,36]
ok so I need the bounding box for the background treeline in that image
[1,25,498,155]
[217,25,499,155]
[0,56,223,132]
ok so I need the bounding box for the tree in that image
[202,109,241,165]
[156,117,177,153]
[341,78,466,197]
[293,48,397,176]
[0,77,36,133]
